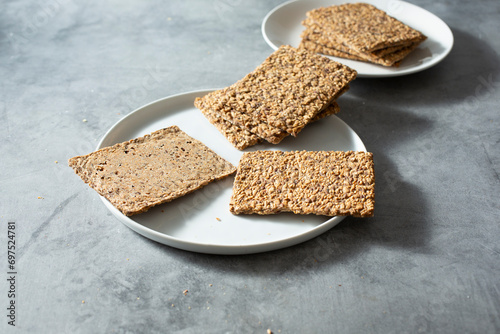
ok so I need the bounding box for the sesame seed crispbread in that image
[68,126,236,216]
[195,45,356,138]
[301,3,426,67]
[229,150,375,217]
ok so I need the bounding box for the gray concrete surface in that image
[1,0,499,333]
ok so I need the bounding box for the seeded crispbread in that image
[306,3,426,52]
[301,3,426,67]
[68,126,236,216]
[229,150,375,217]
[196,84,348,148]
[195,45,356,138]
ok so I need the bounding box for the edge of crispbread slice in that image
[300,23,420,66]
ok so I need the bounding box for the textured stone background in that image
[1,0,499,333]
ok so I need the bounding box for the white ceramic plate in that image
[262,0,453,77]
[97,90,366,255]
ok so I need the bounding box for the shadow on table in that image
[347,28,500,107]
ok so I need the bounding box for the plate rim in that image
[261,0,454,78]
[96,89,366,255]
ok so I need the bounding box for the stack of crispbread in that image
[68,126,236,216]
[299,3,427,67]
[230,150,375,217]
[194,45,356,150]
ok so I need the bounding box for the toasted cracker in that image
[195,45,356,137]
[68,126,236,216]
[306,3,426,53]
[230,150,375,217]
[300,23,417,66]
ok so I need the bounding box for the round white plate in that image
[262,0,454,78]
[97,89,367,255]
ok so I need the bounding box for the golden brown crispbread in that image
[229,150,375,217]
[195,45,356,139]
[300,3,426,67]
[68,126,236,216]
[306,3,426,52]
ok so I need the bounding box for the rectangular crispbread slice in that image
[306,3,426,53]
[301,3,426,66]
[195,45,356,137]
[230,150,375,217]
[68,126,236,216]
